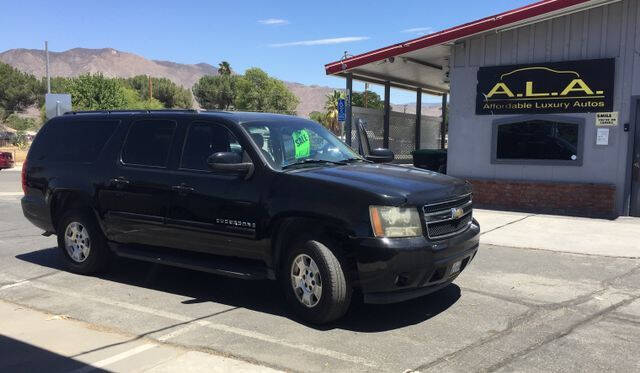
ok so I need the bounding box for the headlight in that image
[369,206,423,238]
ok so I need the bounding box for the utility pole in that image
[363,82,369,108]
[45,41,51,94]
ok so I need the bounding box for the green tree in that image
[352,90,383,110]
[234,68,298,115]
[121,87,164,109]
[49,74,164,111]
[321,90,343,134]
[0,62,45,119]
[122,76,192,108]
[192,74,238,110]
[50,74,127,110]
[308,111,325,123]
[5,113,40,131]
[218,61,232,76]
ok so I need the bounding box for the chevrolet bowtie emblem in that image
[451,207,464,219]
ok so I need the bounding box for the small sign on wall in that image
[596,112,618,126]
[596,128,610,146]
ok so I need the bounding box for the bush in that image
[5,113,40,131]
[12,130,29,149]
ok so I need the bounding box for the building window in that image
[492,116,584,166]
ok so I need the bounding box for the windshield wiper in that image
[340,157,370,163]
[282,159,347,170]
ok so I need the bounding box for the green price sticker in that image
[292,129,310,159]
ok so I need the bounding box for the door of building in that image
[631,100,640,216]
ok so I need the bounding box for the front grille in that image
[423,193,472,239]
[427,213,472,238]
[423,194,471,213]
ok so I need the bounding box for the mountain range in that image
[0,47,440,118]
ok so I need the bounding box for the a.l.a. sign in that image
[476,58,614,115]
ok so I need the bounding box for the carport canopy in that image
[324,0,613,149]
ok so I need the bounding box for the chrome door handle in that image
[110,177,130,188]
[172,184,195,195]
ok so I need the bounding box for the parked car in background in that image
[22,110,479,324]
[0,152,15,170]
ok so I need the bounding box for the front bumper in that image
[349,219,480,304]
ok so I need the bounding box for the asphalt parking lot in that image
[1,169,639,372]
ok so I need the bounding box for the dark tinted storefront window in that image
[495,119,581,163]
[122,120,176,167]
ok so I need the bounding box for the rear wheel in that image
[57,209,110,274]
[282,238,351,324]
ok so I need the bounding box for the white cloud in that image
[269,36,369,47]
[259,18,289,25]
[401,27,433,35]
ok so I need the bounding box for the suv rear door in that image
[99,117,179,247]
[162,120,264,259]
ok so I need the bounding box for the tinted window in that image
[241,119,362,170]
[31,120,119,162]
[496,120,579,161]
[122,120,176,167]
[180,122,245,170]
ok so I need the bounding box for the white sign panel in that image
[596,112,618,126]
[45,93,72,119]
[596,128,610,145]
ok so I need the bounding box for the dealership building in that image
[325,0,640,218]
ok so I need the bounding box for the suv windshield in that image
[241,119,364,170]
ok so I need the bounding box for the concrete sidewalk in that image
[0,299,281,372]
[475,209,640,258]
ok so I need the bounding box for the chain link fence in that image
[351,107,442,162]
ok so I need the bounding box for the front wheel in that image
[282,239,351,324]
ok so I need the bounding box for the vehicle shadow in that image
[16,247,461,333]
[0,335,108,372]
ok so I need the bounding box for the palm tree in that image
[218,61,232,76]
[323,90,343,134]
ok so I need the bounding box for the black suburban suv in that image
[21,110,479,323]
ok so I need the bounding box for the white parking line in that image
[69,343,158,373]
[0,280,29,290]
[6,279,375,368]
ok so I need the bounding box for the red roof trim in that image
[325,0,594,75]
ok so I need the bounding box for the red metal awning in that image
[325,0,610,93]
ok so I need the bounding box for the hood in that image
[289,163,470,205]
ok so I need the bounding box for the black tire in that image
[282,238,352,324]
[56,209,110,275]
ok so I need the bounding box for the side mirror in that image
[207,152,254,178]
[366,148,394,163]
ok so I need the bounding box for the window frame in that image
[491,114,585,167]
[178,120,253,174]
[119,119,178,169]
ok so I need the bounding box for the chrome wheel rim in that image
[291,254,322,308]
[64,222,91,263]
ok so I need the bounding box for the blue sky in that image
[1,0,534,104]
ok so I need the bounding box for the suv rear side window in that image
[122,120,176,167]
[31,120,119,162]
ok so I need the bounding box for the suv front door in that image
[163,121,264,259]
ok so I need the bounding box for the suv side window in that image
[121,120,176,167]
[180,122,247,171]
[31,119,119,162]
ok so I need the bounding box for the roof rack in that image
[63,109,200,115]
